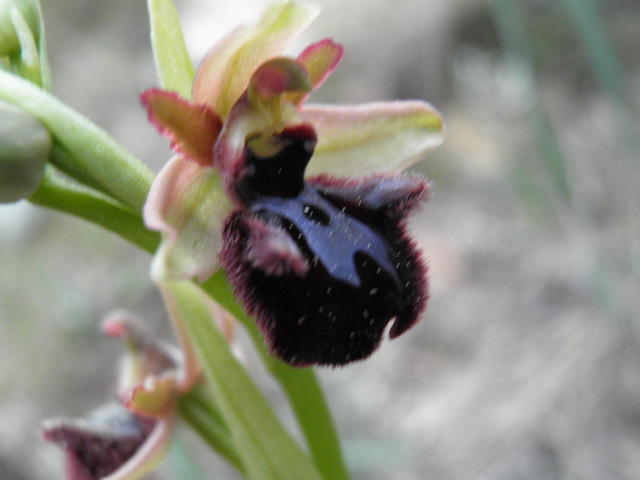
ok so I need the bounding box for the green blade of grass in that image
[491,0,572,205]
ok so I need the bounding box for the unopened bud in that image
[0,99,51,202]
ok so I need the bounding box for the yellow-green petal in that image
[304,101,444,177]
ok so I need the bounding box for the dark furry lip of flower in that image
[220,123,429,366]
[141,1,444,367]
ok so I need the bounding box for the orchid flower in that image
[143,1,444,366]
[42,311,200,480]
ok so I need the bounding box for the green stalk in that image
[181,382,228,427]
[0,69,154,211]
[48,142,114,198]
[29,165,160,253]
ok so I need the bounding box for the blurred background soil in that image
[1,0,639,479]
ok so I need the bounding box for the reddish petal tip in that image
[141,89,222,167]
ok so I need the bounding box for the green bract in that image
[0,98,51,202]
[0,0,41,56]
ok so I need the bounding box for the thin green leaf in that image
[169,280,324,480]
[562,0,627,104]
[147,0,195,98]
[491,0,571,205]
[265,360,350,480]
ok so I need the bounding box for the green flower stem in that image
[48,142,115,199]
[33,0,52,91]
[29,165,160,253]
[0,69,154,211]
[179,385,245,473]
[202,272,350,480]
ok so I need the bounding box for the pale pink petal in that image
[141,89,222,166]
[303,101,444,177]
[287,38,343,105]
[192,1,319,119]
[192,24,252,111]
[143,155,235,282]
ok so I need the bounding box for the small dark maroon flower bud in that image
[220,125,428,366]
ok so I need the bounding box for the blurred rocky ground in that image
[1,0,639,479]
